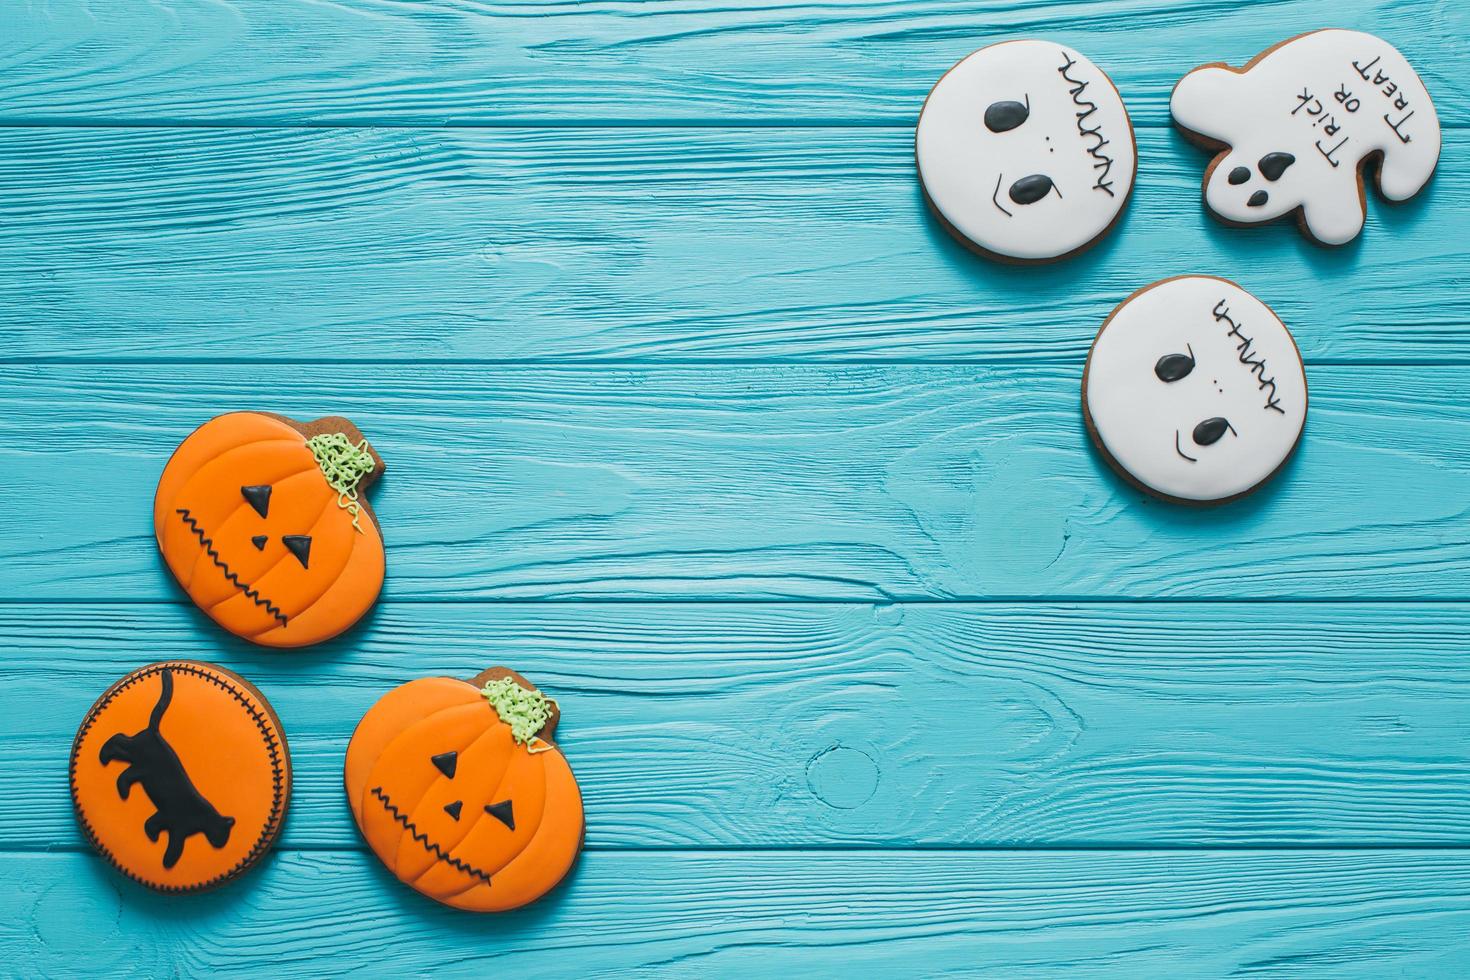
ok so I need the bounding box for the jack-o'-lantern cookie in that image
[70,661,290,892]
[917,39,1136,263]
[155,412,386,648]
[1083,275,1307,504]
[1172,30,1440,246]
[345,668,584,912]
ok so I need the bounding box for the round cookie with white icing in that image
[916,40,1136,263]
[1083,276,1307,504]
[1171,30,1440,246]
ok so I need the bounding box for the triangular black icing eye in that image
[282,534,311,569]
[431,751,457,779]
[443,800,463,821]
[251,535,267,551]
[1258,152,1295,181]
[485,800,515,830]
[1155,345,1195,383]
[241,485,271,518]
[983,96,1029,133]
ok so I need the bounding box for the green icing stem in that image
[305,432,376,533]
[480,677,555,748]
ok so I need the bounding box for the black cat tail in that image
[150,668,174,731]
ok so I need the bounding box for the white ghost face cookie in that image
[1171,30,1440,246]
[1083,276,1308,504]
[916,40,1136,263]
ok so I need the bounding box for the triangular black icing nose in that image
[431,751,457,779]
[251,535,267,551]
[282,535,311,569]
[241,485,271,518]
[443,800,463,821]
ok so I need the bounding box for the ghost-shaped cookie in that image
[1083,276,1308,504]
[1171,30,1439,246]
[917,40,1136,262]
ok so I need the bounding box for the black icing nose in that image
[1009,174,1054,205]
[1258,152,1295,181]
[1246,190,1269,208]
[1193,417,1232,446]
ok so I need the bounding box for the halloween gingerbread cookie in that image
[1083,275,1308,504]
[155,412,386,648]
[1171,30,1440,246]
[917,39,1136,263]
[70,661,290,892]
[345,668,584,912]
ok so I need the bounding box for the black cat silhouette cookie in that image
[71,661,290,891]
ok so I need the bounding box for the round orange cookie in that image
[154,412,386,648]
[70,661,290,892]
[345,668,584,912]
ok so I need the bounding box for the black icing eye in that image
[1258,152,1295,181]
[1193,417,1233,446]
[983,97,1029,133]
[431,750,457,779]
[1009,174,1054,205]
[1154,345,1195,383]
[1227,166,1251,185]
[485,799,515,830]
[241,484,271,518]
[282,534,312,569]
[1247,190,1269,208]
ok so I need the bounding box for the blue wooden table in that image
[3,1,1469,975]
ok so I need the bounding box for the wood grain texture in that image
[6,849,1470,976]
[6,0,1470,970]
[0,126,1462,364]
[4,364,1470,602]
[10,601,1470,850]
[0,0,1465,126]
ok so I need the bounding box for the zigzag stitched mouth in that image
[176,508,288,627]
[371,786,493,885]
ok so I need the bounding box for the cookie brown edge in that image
[342,667,586,912]
[69,659,292,893]
[151,411,388,647]
[1080,274,1310,507]
[266,412,386,536]
[1169,29,1442,248]
[915,38,1140,265]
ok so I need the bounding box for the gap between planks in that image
[0,120,1466,131]
[17,843,1470,855]
[9,596,1470,606]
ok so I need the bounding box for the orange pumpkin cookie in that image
[70,661,290,892]
[345,668,584,912]
[155,412,386,648]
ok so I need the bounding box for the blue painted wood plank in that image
[0,0,1464,126]
[6,849,1470,976]
[3,364,1469,602]
[7,600,1470,849]
[0,126,1463,364]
